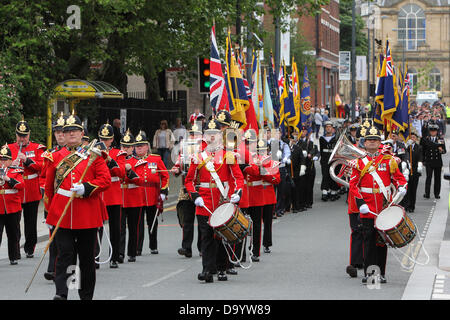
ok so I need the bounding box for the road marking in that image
[142,268,186,288]
[112,296,127,300]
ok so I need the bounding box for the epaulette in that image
[11,168,24,174]
[37,144,47,150]
[135,159,148,167]
[42,151,54,162]
[116,149,127,157]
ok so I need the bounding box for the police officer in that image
[421,121,446,199]
[44,113,112,300]
[9,117,46,258]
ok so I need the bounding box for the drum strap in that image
[361,157,390,200]
[201,151,228,199]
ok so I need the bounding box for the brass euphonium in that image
[328,129,367,188]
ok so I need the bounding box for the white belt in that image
[322,149,333,153]
[247,180,263,187]
[360,187,381,194]
[0,189,18,195]
[263,182,272,186]
[199,181,229,189]
[121,183,138,189]
[57,188,73,197]
[23,173,38,180]
[111,177,120,182]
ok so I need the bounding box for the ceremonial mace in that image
[25,139,102,293]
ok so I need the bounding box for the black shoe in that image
[424,194,430,199]
[10,260,18,265]
[128,256,136,262]
[198,271,213,283]
[44,272,54,280]
[298,207,305,212]
[118,255,124,264]
[346,265,357,278]
[95,263,100,269]
[380,275,387,284]
[136,251,142,256]
[306,204,312,209]
[217,271,228,281]
[150,249,158,254]
[251,255,260,262]
[435,195,440,199]
[26,253,34,258]
[272,215,277,219]
[362,275,368,284]
[178,248,192,258]
[321,195,328,202]
[264,247,271,254]
[226,267,238,275]
[53,295,67,300]
[110,261,118,269]
[276,212,283,217]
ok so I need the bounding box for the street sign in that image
[356,56,367,81]
[339,51,351,81]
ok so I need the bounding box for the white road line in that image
[142,268,186,288]
[432,293,450,299]
[112,296,127,300]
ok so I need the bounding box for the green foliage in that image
[0,56,23,144]
[339,0,368,56]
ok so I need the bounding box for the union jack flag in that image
[385,44,393,76]
[209,24,229,114]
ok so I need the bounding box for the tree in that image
[339,0,368,56]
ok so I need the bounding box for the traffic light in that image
[198,57,210,94]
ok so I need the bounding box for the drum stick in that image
[368,210,379,217]
[202,204,213,215]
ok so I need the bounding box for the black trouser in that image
[293,176,307,210]
[44,210,58,273]
[0,211,20,261]
[361,218,387,276]
[405,173,420,210]
[348,213,363,267]
[106,205,121,262]
[178,200,201,253]
[275,167,288,214]
[54,228,97,300]
[215,238,229,272]
[197,215,217,274]
[232,208,248,264]
[120,207,141,258]
[262,204,275,249]
[425,165,442,197]
[21,200,40,254]
[320,162,338,192]
[305,167,316,206]
[139,205,158,251]
[248,206,264,257]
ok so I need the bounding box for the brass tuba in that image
[328,129,366,188]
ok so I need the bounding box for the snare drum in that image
[209,203,251,244]
[374,205,416,248]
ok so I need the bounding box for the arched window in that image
[407,67,417,95]
[429,68,441,91]
[398,4,426,51]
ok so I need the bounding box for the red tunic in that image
[100,148,127,207]
[0,167,25,214]
[184,149,244,216]
[349,153,407,220]
[9,142,45,203]
[44,146,112,229]
[121,156,145,208]
[259,156,281,205]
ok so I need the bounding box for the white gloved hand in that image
[276,150,282,160]
[398,186,407,196]
[312,156,319,161]
[230,193,240,204]
[70,183,85,196]
[299,165,306,176]
[401,162,407,171]
[160,194,166,201]
[359,204,370,214]
[194,197,204,207]
[302,150,307,157]
[284,158,291,165]
[405,139,414,148]
[417,162,423,174]
[403,169,410,181]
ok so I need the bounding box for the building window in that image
[398,4,425,51]
[407,67,417,95]
[429,68,441,91]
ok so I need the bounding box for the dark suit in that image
[298,138,319,207]
[421,136,446,197]
[290,141,306,211]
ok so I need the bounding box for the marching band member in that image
[9,117,46,259]
[134,130,169,255]
[44,113,111,300]
[98,122,127,268]
[319,121,339,202]
[404,129,423,212]
[173,123,202,258]
[300,127,319,209]
[349,124,407,284]
[41,113,66,280]
[119,130,143,263]
[0,145,24,265]
[184,119,244,283]
[290,128,306,213]
[254,138,280,255]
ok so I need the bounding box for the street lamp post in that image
[351,0,356,121]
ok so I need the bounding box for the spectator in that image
[344,102,350,119]
[172,118,187,144]
[152,120,175,168]
[314,109,323,139]
[113,118,122,148]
